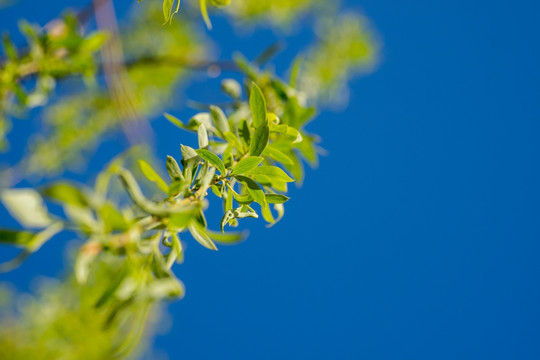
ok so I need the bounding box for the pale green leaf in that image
[210,105,230,135]
[41,182,89,207]
[138,160,169,193]
[1,189,51,228]
[198,123,209,148]
[188,224,217,250]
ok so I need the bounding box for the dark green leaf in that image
[0,229,35,248]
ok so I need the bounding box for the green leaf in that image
[0,229,35,248]
[1,189,51,228]
[41,182,89,207]
[146,277,184,300]
[169,211,195,229]
[165,113,189,130]
[0,222,63,273]
[230,156,263,176]
[261,203,275,224]
[166,155,183,181]
[200,0,212,29]
[188,224,217,250]
[286,126,303,144]
[181,145,200,164]
[249,124,269,156]
[163,0,180,24]
[223,131,244,150]
[198,123,209,148]
[98,203,129,232]
[226,184,254,205]
[138,160,169,193]
[250,82,267,128]
[246,165,294,182]
[206,229,245,244]
[221,78,242,98]
[263,145,294,166]
[265,194,290,204]
[239,118,251,147]
[234,175,266,207]
[210,105,230,135]
[220,207,258,232]
[195,149,226,175]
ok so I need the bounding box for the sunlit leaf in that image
[138,160,169,193]
[230,156,263,176]
[195,149,226,175]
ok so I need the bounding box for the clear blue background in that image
[1,0,540,359]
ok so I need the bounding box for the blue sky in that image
[1,0,540,359]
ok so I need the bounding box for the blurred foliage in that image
[0,0,380,358]
[297,13,379,104]
[0,256,162,359]
[24,4,209,176]
[0,14,106,151]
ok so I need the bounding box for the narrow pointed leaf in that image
[196,149,226,175]
[246,165,294,182]
[230,156,263,176]
[250,82,267,128]
[138,160,169,193]
[234,175,266,207]
[249,124,269,156]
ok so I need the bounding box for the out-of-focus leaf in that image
[221,78,242,98]
[41,182,89,207]
[206,229,245,244]
[1,189,52,228]
[200,0,212,29]
[138,160,169,193]
[0,229,35,248]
